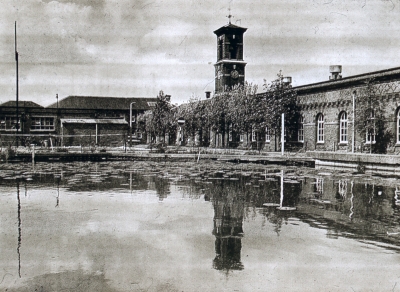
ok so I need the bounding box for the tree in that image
[355,79,393,154]
[206,91,230,147]
[262,71,299,150]
[137,90,175,144]
[227,83,258,147]
[178,95,208,146]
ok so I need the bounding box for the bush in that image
[155,142,166,153]
[1,147,15,161]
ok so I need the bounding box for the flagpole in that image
[15,21,19,147]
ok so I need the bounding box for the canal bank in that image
[307,151,400,175]
[5,146,400,176]
[1,145,314,166]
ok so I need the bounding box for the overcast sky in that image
[1,0,400,106]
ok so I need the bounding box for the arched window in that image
[366,110,376,144]
[317,114,324,143]
[339,112,348,143]
[265,127,270,142]
[298,116,304,142]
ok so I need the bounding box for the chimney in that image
[282,76,292,86]
[329,65,342,80]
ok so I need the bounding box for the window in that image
[239,134,244,142]
[147,102,156,107]
[298,116,304,142]
[317,114,324,143]
[228,124,233,142]
[265,127,270,142]
[339,112,348,143]
[31,117,55,131]
[315,178,324,194]
[338,180,347,198]
[366,110,376,144]
[366,129,376,144]
[252,129,256,142]
[0,116,20,131]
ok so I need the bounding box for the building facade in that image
[0,96,157,148]
[296,66,400,154]
[208,21,400,154]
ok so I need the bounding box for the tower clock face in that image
[230,70,239,79]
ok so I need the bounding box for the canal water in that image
[1,161,400,292]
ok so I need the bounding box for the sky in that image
[1,0,400,106]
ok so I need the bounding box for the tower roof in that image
[213,23,247,36]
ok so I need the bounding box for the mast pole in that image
[15,21,19,147]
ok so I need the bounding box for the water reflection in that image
[17,183,21,278]
[211,180,244,271]
[4,161,400,290]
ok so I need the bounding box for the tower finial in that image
[227,5,232,24]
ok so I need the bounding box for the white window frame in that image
[0,116,20,131]
[316,178,324,194]
[317,114,324,143]
[365,110,376,144]
[265,127,270,143]
[338,180,347,198]
[366,130,376,144]
[252,129,256,142]
[339,112,348,143]
[239,134,244,142]
[298,116,304,142]
[31,116,55,131]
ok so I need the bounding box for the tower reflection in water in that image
[210,180,244,271]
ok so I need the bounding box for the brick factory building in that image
[0,96,157,147]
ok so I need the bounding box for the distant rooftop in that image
[0,100,43,108]
[47,96,158,110]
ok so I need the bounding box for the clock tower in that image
[214,19,247,93]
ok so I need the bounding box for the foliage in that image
[177,95,208,145]
[137,91,175,143]
[262,71,299,142]
[355,79,393,153]
[137,73,298,149]
[1,146,15,161]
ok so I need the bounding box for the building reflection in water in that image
[211,181,244,271]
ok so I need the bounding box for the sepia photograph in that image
[1,0,400,291]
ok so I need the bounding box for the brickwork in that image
[297,75,400,153]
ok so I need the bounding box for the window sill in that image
[316,142,324,144]
[338,142,348,146]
